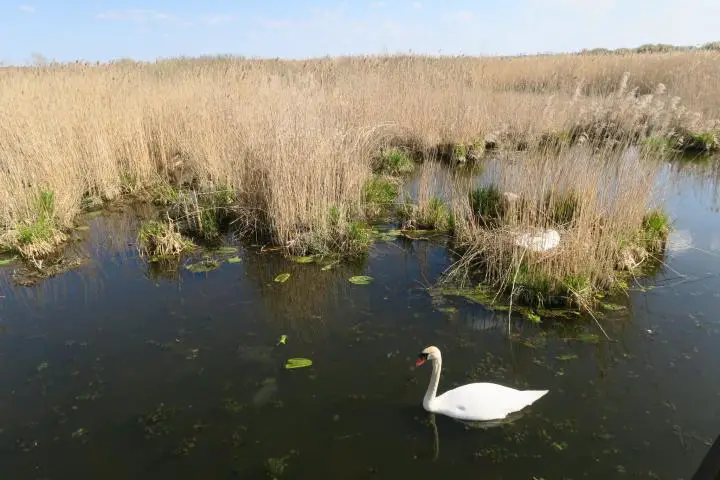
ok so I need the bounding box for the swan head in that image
[415,345,441,367]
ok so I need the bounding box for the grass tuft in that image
[641,209,670,252]
[137,218,194,259]
[1,190,67,259]
[374,147,415,175]
[363,175,399,218]
[469,185,505,224]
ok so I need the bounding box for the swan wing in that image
[433,382,548,421]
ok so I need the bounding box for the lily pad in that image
[274,273,291,283]
[277,334,288,345]
[321,261,340,271]
[185,260,220,273]
[349,275,374,285]
[576,332,600,344]
[556,354,578,361]
[0,256,17,266]
[524,312,542,324]
[284,358,313,369]
[291,256,314,264]
[226,256,243,264]
[601,302,627,312]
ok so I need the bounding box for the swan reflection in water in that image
[426,410,527,461]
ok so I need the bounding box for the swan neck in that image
[424,355,442,410]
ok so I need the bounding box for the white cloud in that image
[18,4,35,13]
[97,9,229,28]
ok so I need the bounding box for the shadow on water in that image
[0,156,720,478]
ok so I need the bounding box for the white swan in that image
[415,346,548,421]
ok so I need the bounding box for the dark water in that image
[1,160,720,479]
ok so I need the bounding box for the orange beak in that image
[415,356,426,367]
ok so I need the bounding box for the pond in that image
[1,158,720,479]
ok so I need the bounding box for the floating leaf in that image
[576,332,600,344]
[349,275,374,285]
[185,260,220,273]
[601,302,627,312]
[556,354,578,361]
[75,226,90,231]
[226,257,243,264]
[291,256,314,264]
[274,273,291,283]
[277,334,288,345]
[524,312,542,324]
[284,358,313,369]
[321,260,340,271]
[0,256,17,266]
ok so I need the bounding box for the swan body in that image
[415,346,548,421]
[514,228,561,252]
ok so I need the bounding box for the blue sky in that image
[1,0,719,64]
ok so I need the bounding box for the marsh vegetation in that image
[1,50,718,314]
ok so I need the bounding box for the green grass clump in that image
[640,135,674,154]
[453,143,468,160]
[170,188,236,241]
[343,220,373,253]
[363,175,399,217]
[2,190,67,259]
[546,189,581,226]
[151,182,180,206]
[303,207,373,256]
[510,264,593,309]
[469,184,504,222]
[374,147,415,175]
[670,130,719,153]
[399,196,452,231]
[641,209,670,252]
[137,218,194,259]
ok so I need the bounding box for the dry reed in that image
[0,52,718,258]
[446,143,665,308]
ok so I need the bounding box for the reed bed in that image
[0,51,718,261]
[446,143,667,310]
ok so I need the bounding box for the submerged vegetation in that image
[0,50,713,314]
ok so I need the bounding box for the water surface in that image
[1,160,720,479]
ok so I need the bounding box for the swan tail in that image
[522,389,549,406]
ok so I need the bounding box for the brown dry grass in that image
[0,51,718,258]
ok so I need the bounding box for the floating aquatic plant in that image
[349,275,374,285]
[274,273,291,283]
[284,358,312,369]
